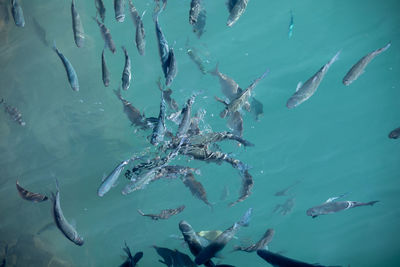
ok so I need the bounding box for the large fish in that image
[71,0,84,48]
[233,229,274,252]
[306,198,379,218]
[128,0,146,56]
[51,180,84,246]
[389,127,400,139]
[120,241,143,267]
[95,0,106,22]
[181,172,212,208]
[52,42,79,91]
[286,50,340,109]
[0,99,26,126]
[154,13,170,79]
[114,0,125,22]
[101,49,110,87]
[150,92,167,146]
[137,205,185,220]
[343,42,391,86]
[94,17,116,54]
[98,159,130,197]
[121,46,132,90]
[16,180,48,202]
[226,0,249,27]
[165,48,177,86]
[177,95,196,138]
[10,0,24,27]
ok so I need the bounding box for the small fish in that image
[71,0,84,48]
[181,172,212,208]
[0,99,26,126]
[128,0,146,55]
[154,13,170,79]
[210,63,240,101]
[157,77,179,111]
[93,17,116,54]
[186,41,207,74]
[189,0,201,25]
[120,241,143,267]
[229,169,253,207]
[52,41,79,91]
[274,180,301,196]
[165,48,177,86]
[287,50,340,109]
[288,10,294,39]
[121,46,132,90]
[16,180,48,202]
[137,205,185,220]
[233,229,274,252]
[193,8,206,38]
[10,0,24,27]
[188,131,253,147]
[389,127,400,139]
[98,159,130,197]
[150,92,167,146]
[343,42,391,86]
[95,0,106,22]
[273,197,295,216]
[51,180,84,246]
[114,0,125,22]
[238,207,252,227]
[306,199,379,218]
[251,97,263,121]
[32,17,49,47]
[226,0,249,27]
[101,49,110,87]
[177,95,196,138]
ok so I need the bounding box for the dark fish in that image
[10,0,24,27]
[121,46,132,90]
[229,169,253,207]
[157,78,179,111]
[189,0,201,25]
[114,0,125,22]
[52,41,79,91]
[210,63,240,101]
[154,13,170,79]
[0,99,26,126]
[274,180,301,196]
[71,0,84,48]
[179,220,206,256]
[165,48,177,86]
[114,88,149,129]
[273,197,295,216]
[250,97,263,121]
[16,180,48,202]
[238,207,252,227]
[227,111,243,138]
[128,0,146,55]
[181,172,212,208]
[95,0,106,22]
[51,180,84,246]
[98,159,130,197]
[233,229,274,252]
[151,92,167,146]
[257,250,342,267]
[153,246,196,267]
[226,0,248,27]
[153,246,174,267]
[192,8,206,38]
[32,17,49,47]
[137,205,185,220]
[173,249,197,267]
[306,199,379,218]
[286,50,340,109]
[195,223,241,265]
[288,10,294,38]
[343,42,391,86]
[101,49,110,87]
[93,16,116,54]
[389,127,400,139]
[177,95,196,138]
[120,241,143,267]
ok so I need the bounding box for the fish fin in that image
[101,173,107,182]
[329,49,341,66]
[51,40,57,52]
[112,181,119,188]
[215,96,228,106]
[137,209,145,216]
[295,82,302,92]
[209,62,219,76]
[243,101,251,112]
[325,192,349,203]
[377,42,391,54]
[367,200,379,206]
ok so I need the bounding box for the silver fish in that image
[128,0,146,56]
[16,180,48,202]
[98,159,130,197]
[165,48,177,86]
[181,172,212,208]
[286,50,340,109]
[71,0,84,48]
[343,42,391,86]
[189,0,201,25]
[114,0,125,22]
[52,42,79,91]
[288,10,294,39]
[11,0,24,27]
[186,45,207,74]
[226,0,249,27]
[177,95,196,138]
[101,49,110,87]
[0,99,26,126]
[94,17,116,54]
[229,169,253,207]
[251,97,263,121]
[193,8,206,38]
[389,127,400,139]
[137,205,185,220]
[121,46,132,90]
[154,13,170,79]
[150,92,166,146]
[51,180,84,246]
[307,199,379,218]
[233,228,274,252]
[95,0,106,22]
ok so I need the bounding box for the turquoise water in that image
[1,0,400,266]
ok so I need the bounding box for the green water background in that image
[0,0,399,266]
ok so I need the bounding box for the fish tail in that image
[51,40,58,53]
[366,200,379,206]
[328,49,341,66]
[123,241,133,259]
[137,209,145,216]
[209,62,220,76]
[377,42,391,54]
[54,178,60,192]
[113,86,123,100]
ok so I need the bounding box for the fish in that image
[101,49,110,87]
[306,198,379,218]
[32,17,49,47]
[288,10,294,38]
[189,0,201,25]
[121,46,132,90]
[114,0,125,22]
[93,17,116,54]
[137,205,185,220]
[233,229,274,252]
[173,249,197,267]
[195,223,241,265]
[16,180,48,202]
[120,241,143,267]
[71,0,84,48]
[286,50,340,109]
[388,127,400,139]
[181,172,212,208]
[274,180,301,196]
[0,99,26,126]
[227,111,243,138]
[257,249,341,267]
[10,0,24,27]
[186,41,207,74]
[52,41,79,91]
[95,0,106,22]
[193,8,206,38]
[153,245,174,267]
[98,159,130,197]
[179,220,208,257]
[210,63,240,101]
[150,92,167,146]
[51,180,84,246]
[273,197,295,216]
[152,166,198,181]
[153,246,196,267]
[343,42,391,86]
[229,169,253,207]
[128,0,146,55]
[188,131,254,147]
[216,69,269,118]
[238,207,252,227]
[177,95,196,138]
[154,13,170,79]
[226,0,249,27]
[165,48,177,86]
[36,222,56,235]
[157,77,179,111]
[250,97,263,121]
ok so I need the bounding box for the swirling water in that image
[0,0,399,266]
